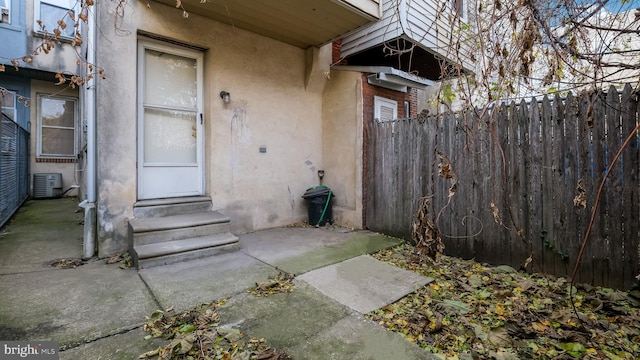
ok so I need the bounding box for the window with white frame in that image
[37,95,77,158]
[0,0,11,24]
[374,96,398,122]
[34,0,78,38]
[1,90,16,154]
[452,0,466,20]
[1,90,16,121]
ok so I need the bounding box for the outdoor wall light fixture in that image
[219,91,230,104]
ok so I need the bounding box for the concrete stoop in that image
[128,196,239,269]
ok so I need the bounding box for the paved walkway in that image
[0,199,436,359]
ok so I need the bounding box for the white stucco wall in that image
[95,1,331,256]
[322,70,364,228]
[29,80,79,198]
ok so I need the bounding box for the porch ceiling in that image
[151,0,378,49]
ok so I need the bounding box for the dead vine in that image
[411,195,444,261]
[569,120,640,323]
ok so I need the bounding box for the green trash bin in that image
[302,186,334,226]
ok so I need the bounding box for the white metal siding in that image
[340,0,405,57]
[405,0,474,68]
[341,0,474,70]
[339,0,381,19]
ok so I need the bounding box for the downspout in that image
[82,2,97,259]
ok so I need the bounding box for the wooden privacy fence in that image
[365,84,640,289]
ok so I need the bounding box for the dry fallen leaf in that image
[367,244,640,359]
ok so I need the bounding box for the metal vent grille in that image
[33,173,62,199]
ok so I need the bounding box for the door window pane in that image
[143,107,197,163]
[144,49,197,109]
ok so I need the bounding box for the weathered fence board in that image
[552,94,569,276]
[605,87,621,287]
[564,93,582,282]
[577,93,595,285]
[529,99,544,274]
[365,87,640,289]
[622,84,639,288]
[507,101,525,267]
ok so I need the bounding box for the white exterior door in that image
[137,41,204,200]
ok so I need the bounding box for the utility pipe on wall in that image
[82,2,97,259]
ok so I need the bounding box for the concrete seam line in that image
[237,250,285,274]
[58,323,144,351]
[138,273,165,310]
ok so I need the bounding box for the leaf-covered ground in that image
[140,299,291,360]
[247,272,295,297]
[368,244,640,360]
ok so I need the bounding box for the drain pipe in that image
[82,3,97,259]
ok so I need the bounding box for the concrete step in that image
[128,202,239,269]
[129,211,231,246]
[133,233,240,269]
[130,210,229,233]
[133,196,212,218]
[132,222,231,246]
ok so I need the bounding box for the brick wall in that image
[332,40,348,65]
[361,74,418,120]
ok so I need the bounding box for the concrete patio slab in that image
[0,261,156,349]
[139,251,279,311]
[289,315,440,360]
[1,199,434,359]
[0,199,84,275]
[217,281,437,360]
[59,328,162,360]
[217,281,353,349]
[297,255,433,314]
[239,227,402,275]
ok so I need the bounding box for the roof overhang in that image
[332,65,434,92]
[0,66,57,82]
[149,0,380,49]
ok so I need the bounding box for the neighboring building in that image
[0,0,83,227]
[331,0,474,117]
[425,3,640,111]
[2,0,469,266]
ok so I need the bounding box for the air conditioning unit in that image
[33,173,63,199]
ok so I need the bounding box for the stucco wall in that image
[322,70,363,228]
[29,80,79,198]
[95,1,329,256]
[24,0,81,75]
